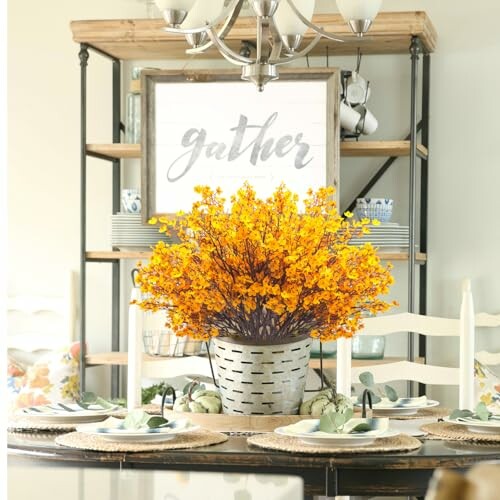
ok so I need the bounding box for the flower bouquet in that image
[135,183,395,414]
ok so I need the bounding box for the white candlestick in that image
[336,337,352,397]
[459,279,475,410]
[127,287,143,411]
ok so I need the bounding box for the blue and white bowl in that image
[355,198,393,222]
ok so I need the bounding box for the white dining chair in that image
[336,279,476,409]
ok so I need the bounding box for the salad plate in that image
[17,403,123,424]
[354,396,440,416]
[444,416,500,435]
[274,418,399,447]
[76,417,199,443]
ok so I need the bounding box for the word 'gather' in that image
[166,112,313,182]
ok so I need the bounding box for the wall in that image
[7,0,500,406]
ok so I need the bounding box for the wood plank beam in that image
[71,12,437,60]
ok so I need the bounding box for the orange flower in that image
[135,183,396,344]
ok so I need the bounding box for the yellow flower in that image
[135,183,396,344]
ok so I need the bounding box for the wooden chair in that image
[7,271,77,361]
[336,279,476,408]
[425,463,500,500]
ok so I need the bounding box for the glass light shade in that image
[181,0,225,29]
[154,0,196,11]
[274,0,315,36]
[336,0,382,21]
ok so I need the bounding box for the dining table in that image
[7,430,500,499]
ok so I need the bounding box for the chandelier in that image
[155,0,382,90]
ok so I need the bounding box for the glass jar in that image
[310,339,337,358]
[352,335,385,359]
[125,90,141,144]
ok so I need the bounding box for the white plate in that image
[76,418,199,443]
[444,416,500,434]
[18,403,123,424]
[355,399,440,416]
[275,425,399,447]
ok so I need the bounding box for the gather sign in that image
[143,71,339,218]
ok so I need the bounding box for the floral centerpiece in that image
[135,183,395,414]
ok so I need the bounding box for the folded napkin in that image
[373,396,428,409]
[280,417,389,436]
[455,415,500,424]
[76,416,125,431]
[77,416,191,434]
[21,402,119,415]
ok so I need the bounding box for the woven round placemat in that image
[8,416,81,433]
[421,422,500,442]
[247,433,421,455]
[140,404,162,415]
[7,408,128,433]
[388,407,450,421]
[55,429,227,452]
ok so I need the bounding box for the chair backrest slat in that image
[360,312,460,337]
[352,361,459,386]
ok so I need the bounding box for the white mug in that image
[340,101,362,133]
[355,105,378,135]
[345,71,370,105]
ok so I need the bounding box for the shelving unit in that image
[73,11,435,396]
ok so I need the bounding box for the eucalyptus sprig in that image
[123,409,169,430]
[356,371,399,404]
[319,408,354,433]
[449,402,491,422]
[78,392,122,410]
[318,407,384,434]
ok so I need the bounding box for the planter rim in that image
[213,335,310,347]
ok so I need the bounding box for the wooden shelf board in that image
[87,143,140,159]
[87,352,423,369]
[86,352,206,366]
[340,141,428,158]
[71,12,436,60]
[309,356,425,370]
[87,250,426,263]
[86,141,428,161]
[86,250,151,261]
[380,252,427,262]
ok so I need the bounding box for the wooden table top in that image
[8,432,500,497]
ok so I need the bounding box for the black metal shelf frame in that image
[341,37,430,396]
[79,43,122,397]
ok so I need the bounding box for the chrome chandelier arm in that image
[186,0,244,55]
[271,32,322,66]
[206,25,255,65]
[267,16,284,61]
[162,0,243,36]
[286,0,347,43]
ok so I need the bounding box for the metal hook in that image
[361,389,373,418]
[131,268,139,287]
[363,80,371,105]
[160,384,176,418]
[356,48,362,73]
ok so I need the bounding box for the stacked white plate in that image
[111,213,172,251]
[349,223,410,250]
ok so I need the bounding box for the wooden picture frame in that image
[141,68,340,222]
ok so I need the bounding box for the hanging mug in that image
[345,71,371,105]
[354,105,379,135]
[340,101,362,133]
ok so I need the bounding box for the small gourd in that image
[173,381,222,414]
[299,381,353,417]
